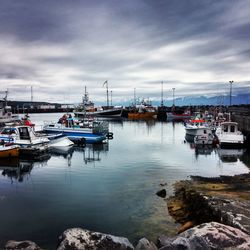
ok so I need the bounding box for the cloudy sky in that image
[0,0,250,104]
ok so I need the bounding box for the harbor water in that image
[0,113,249,248]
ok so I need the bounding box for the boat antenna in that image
[161,81,164,107]
[111,90,113,106]
[103,80,109,107]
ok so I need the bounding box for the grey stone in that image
[135,238,157,250]
[158,222,250,250]
[57,227,134,250]
[5,240,43,250]
[156,189,166,198]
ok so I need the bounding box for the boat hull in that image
[75,108,122,118]
[185,127,209,136]
[43,127,106,144]
[0,145,19,158]
[128,112,157,120]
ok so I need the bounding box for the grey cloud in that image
[0,0,250,103]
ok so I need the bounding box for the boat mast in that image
[103,80,109,107]
[134,88,136,107]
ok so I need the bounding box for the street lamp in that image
[229,80,234,106]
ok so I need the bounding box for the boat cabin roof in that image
[221,122,238,126]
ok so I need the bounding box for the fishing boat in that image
[74,86,123,118]
[128,102,157,120]
[185,119,210,136]
[166,111,191,121]
[216,122,245,148]
[0,144,19,158]
[0,126,49,155]
[43,118,109,144]
[0,106,19,125]
[0,91,19,125]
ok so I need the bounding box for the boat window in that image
[19,127,30,140]
[1,128,16,135]
[223,125,228,132]
[204,130,207,134]
[230,126,235,133]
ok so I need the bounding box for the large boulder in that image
[5,240,43,250]
[158,222,250,249]
[135,238,157,250]
[57,228,134,250]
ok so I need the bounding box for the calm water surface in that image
[0,113,249,248]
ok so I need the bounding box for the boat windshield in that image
[0,127,17,135]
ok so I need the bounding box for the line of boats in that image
[0,113,113,159]
[184,113,245,148]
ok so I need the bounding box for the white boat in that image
[185,119,211,136]
[0,126,49,155]
[194,132,214,145]
[43,119,109,144]
[216,122,245,148]
[0,106,19,125]
[47,133,74,147]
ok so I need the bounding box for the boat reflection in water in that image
[74,143,109,164]
[217,148,246,163]
[194,145,214,159]
[0,155,50,183]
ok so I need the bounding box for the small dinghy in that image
[194,133,214,145]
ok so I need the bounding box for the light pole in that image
[229,80,233,106]
[172,88,175,106]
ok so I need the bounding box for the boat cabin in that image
[1,126,42,141]
[221,122,239,134]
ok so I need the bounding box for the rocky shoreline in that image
[4,173,250,250]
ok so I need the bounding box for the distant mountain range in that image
[116,93,250,107]
[2,93,250,107]
[159,93,250,107]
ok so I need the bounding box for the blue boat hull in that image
[43,130,106,144]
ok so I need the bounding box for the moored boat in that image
[0,106,19,125]
[43,118,109,144]
[185,119,210,137]
[216,122,245,148]
[128,103,157,120]
[194,132,214,145]
[0,126,50,155]
[166,111,191,121]
[74,86,123,118]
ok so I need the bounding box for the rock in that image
[57,227,134,250]
[135,238,157,250]
[157,222,250,250]
[156,189,166,198]
[5,240,43,250]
